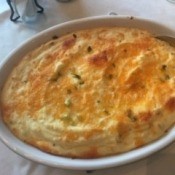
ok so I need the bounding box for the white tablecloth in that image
[0,0,175,174]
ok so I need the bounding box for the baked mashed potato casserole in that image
[1,27,175,158]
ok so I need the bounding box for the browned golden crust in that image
[1,27,175,158]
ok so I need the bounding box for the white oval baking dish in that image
[0,16,175,170]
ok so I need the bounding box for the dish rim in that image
[0,15,175,170]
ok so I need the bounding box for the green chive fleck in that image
[127,109,137,122]
[161,65,167,71]
[72,73,81,80]
[64,98,72,107]
[87,46,92,52]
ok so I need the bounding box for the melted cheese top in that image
[1,27,175,158]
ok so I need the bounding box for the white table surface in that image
[0,0,175,174]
